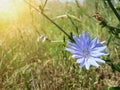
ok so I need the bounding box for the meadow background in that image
[0,0,120,90]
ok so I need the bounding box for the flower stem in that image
[106,0,120,22]
[24,0,74,41]
[41,12,74,41]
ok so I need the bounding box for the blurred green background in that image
[0,0,120,89]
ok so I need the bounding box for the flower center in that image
[83,50,90,58]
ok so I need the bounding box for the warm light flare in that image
[0,0,27,23]
[0,0,13,12]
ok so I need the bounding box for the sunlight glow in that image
[0,0,26,23]
[0,0,13,12]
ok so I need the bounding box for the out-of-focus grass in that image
[0,0,120,90]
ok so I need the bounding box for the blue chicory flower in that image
[66,32,108,70]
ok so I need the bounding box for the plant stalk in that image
[24,0,73,41]
[106,0,120,21]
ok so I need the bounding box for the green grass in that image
[0,0,120,90]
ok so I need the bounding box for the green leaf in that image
[108,87,120,90]
[111,63,120,72]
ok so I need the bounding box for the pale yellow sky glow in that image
[0,0,27,23]
[0,0,13,12]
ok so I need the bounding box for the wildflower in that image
[66,32,108,70]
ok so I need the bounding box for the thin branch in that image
[67,14,79,36]
[24,0,73,41]
[43,0,48,9]
[106,0,120,21]
[75,0,80,8]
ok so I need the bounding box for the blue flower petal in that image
[96,41,106,47]
[66,45,79,51]
[65,48,75,53]
[85,62,90,70]
[86,32,91,45]
[79,32,86,40]
[80,59,85,68]
[88,57,99,67]
[72,55,83,59]
[79,32,86,49]
[68,42,81,51]
[90,37,98,49]
[73,36,83,49]
[65,48,79,53]
[94,58,105,63]
[79,32,91,49]
[76,58,84,63]
[66,48,83,55]
[91,52,108,57]
[91,46,107,53]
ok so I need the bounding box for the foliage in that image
[0,0,120,90]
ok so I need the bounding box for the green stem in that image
[67,14,79,36]
[106,0,120,21]
[41,12,74,41]
[24,0,74,41]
